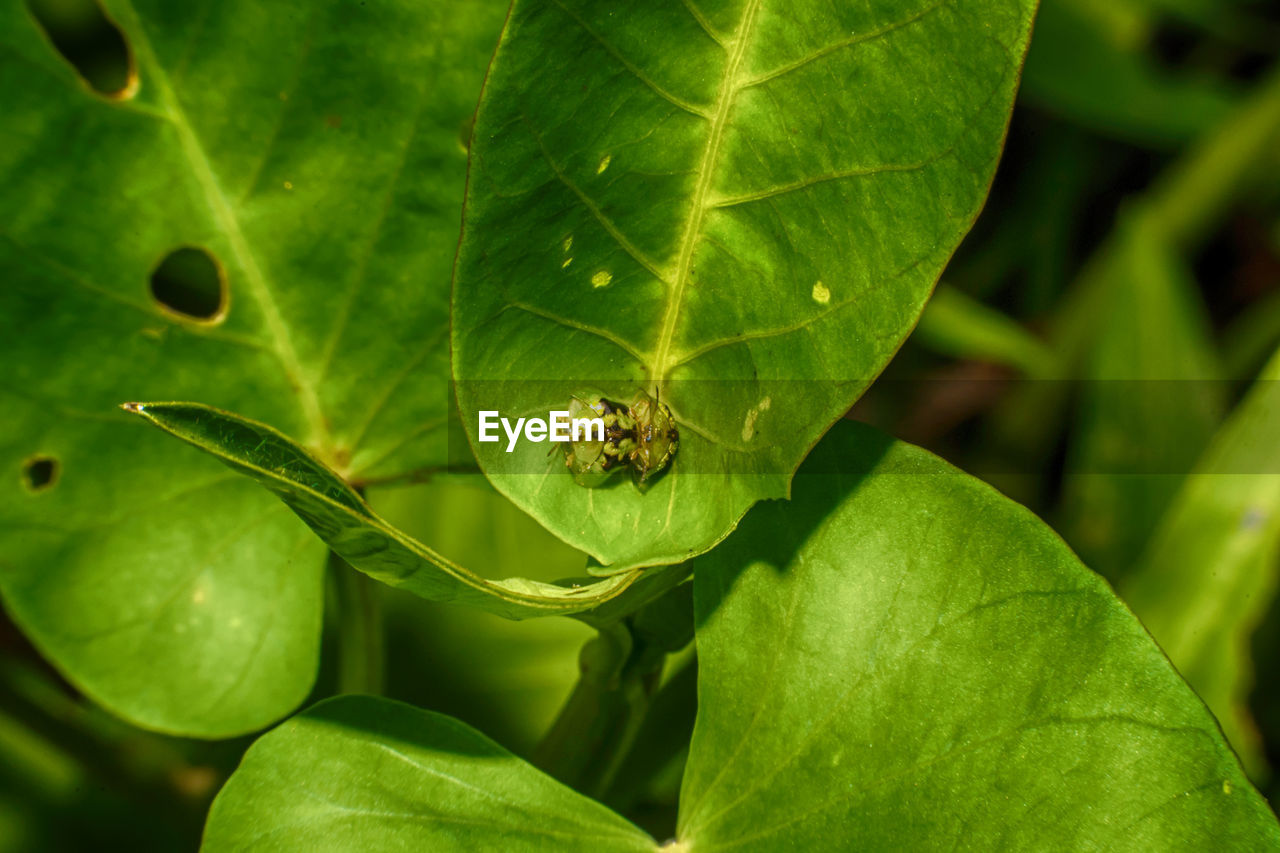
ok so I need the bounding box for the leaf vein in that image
[547,0,713,118]
[522,116,672,283]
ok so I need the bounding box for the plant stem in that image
[331,553,384,695]
[531,620,665,800]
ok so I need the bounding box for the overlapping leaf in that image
[452,0,1039,571]
[124,402,687,621]
[679,422,1278,848]
[205,424,1280,849]
[0,0,506,735]
[202,696,655,852]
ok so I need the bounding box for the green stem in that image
[331,553,384,695]
[531,621,664,799]
[534,580,694,798]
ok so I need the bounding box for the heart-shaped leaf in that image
[204,423,1279,848]
[678,421,1278,847]
[452,0,1038,571]
[0,0,505,735]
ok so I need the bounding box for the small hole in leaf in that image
[149,247,227,322]
[23,456,59,492]
[26,0,136,99]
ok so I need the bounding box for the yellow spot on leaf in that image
[562,257,573,269]
[283,181,294,190]
[592,270,612,288]
[1223,780,1234,795]
[812,281,830,304]
[741,396,772,442]
[597,154,612,174]
[563,236,573,253]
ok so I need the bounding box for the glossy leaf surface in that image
[452,0,1038,571]
[204,424,1280,850]
[202,696,655,852]
[0,0,505,734]
[678,422,1279,849]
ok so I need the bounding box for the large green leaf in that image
[202,696,656,852]
[676,422,1278,848]
[1060,213,1222,577]
[1121,348,1280,779]
[452,0,1038,571]
[0,0,505,735]
[1021,0,1239,147]
[913,284,1053,375]
[204,423,1279,849]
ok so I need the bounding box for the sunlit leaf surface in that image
[0,0,505,735]
[453,0,1038,571]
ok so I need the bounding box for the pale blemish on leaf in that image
[591,270,612,288]
[812,280,830,305]
[562,257,573,268]
[741,396,772,442]
[597,154,611,174]
[562,235,573,253]
[283,181,294,190]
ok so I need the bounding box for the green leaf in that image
[1060,213,1223,577]
[1021,0,1239,148]
[202,695,655,852]
[205,423,1280,848]
[0,0,506,734]
[984,67,1280,493]
[677,422,1279,849]
[1121,348,1280,779]
[913,284,1054,375]
[452,0,1038,571]
[124,402,688,621]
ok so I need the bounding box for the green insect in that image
[562,394,637,487]
[626,391,679,485]
[560,391,679,488]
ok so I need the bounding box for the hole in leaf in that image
[149,247,227,322]
[26,0,136,99]
[23,456,59,492]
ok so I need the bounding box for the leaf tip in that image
[120,402,146,415]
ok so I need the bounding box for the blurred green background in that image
[3,0,1280,848]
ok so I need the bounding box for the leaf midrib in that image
[114,0,333,456]
[651,0,763,387]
